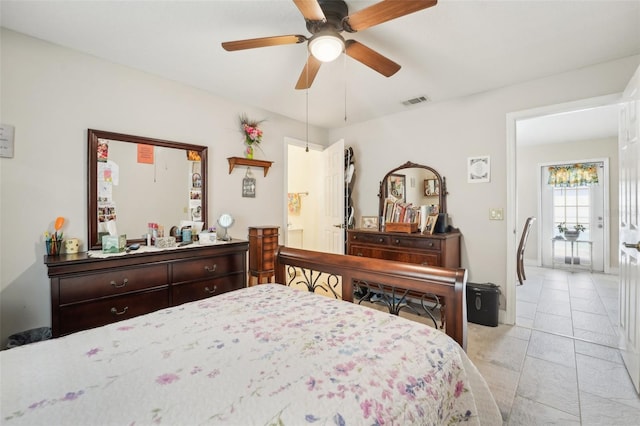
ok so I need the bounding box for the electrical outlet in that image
[489,208,504,221]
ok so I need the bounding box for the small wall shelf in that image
[227,157,274,177]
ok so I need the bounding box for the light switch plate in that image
[490,208,504,220]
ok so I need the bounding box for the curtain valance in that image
[547,163,599,187]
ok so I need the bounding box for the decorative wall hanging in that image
[467,155,490,183]
[242,168,256,198]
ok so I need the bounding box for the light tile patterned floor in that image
[465,266,640,425]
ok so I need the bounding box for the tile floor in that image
[465,266,640,425]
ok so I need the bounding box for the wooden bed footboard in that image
[275,246,468,350]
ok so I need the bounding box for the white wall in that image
[0,29,327,346]
[329,55,639,306]
[517,137,619,268]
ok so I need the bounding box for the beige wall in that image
[517,138,619,269]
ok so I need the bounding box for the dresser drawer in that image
[389,236,441,251]
[58,289,169,335]
[172,253,244,283]
[171,274,244,305]
[59,265,168,304]
[349,232,390,245]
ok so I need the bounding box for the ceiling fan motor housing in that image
[306,0,349,34]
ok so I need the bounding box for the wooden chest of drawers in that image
[347,229,461,268]
[46,241,248,337]
[248,226,279,284]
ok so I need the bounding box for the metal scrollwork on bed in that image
[275,246,468,350]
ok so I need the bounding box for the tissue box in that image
[102,234,127,253]
[155,236,176,249]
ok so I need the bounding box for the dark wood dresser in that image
[346,229,461,268]
[248,226,279,285]
[45,241,248,337]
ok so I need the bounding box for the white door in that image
[320,139,345,254]
[619,65,640,394]
[539,162,607,271]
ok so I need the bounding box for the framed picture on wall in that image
[468,155,491,183]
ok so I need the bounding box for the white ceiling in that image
[1,0,639,133]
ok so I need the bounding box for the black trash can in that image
[466,283,501,327]
[6,327,51,349]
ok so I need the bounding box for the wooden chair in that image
[517,217,536,285]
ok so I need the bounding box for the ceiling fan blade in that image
[295,55,322,90]
[222,35,306,51]
[345,40,400,77]
[343,0,437,32]
[293,0,326,22]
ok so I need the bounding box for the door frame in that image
[505,93,622,324]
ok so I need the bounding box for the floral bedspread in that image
[1,284,492,425]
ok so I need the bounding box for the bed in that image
[1,247,500,425]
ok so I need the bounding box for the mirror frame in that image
[378,161,447,224]
[88,129,208,249]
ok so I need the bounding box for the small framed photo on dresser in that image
[424,214,438,235]
[361,216,379,229]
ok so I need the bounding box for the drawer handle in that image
[421,262,429,266]
[356,253,363,257]
[110,306,129,316]
[394,239,400,244]
[204,285,218,294]
[378,238,384,243]
[204,264,217,273]
[110,278,128,289]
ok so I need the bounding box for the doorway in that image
[505,93,621,325]
[283,137,345,254]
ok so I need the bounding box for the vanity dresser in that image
[347,229,460,268]
[46,243,248,337]
[44,129,251,338]
[348,161,460,268]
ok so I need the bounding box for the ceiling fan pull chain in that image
[306,59,310,152]
[344,53,348,123]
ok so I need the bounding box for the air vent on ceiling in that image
[401,96,430,106]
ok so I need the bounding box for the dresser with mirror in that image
[45,130,248,337]
[347,161,461,269]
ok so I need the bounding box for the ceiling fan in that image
[221,0,437,89]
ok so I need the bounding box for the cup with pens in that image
[45,216,65,255]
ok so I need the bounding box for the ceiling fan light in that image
[309,34,344,62]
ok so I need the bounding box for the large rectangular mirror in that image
[88,129,208,249]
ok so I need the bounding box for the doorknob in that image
[623,241,640,250]
[333,224,344,229]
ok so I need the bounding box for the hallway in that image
[465,266,640,424]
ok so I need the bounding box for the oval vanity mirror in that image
[217,213,234,241]
[378,161,447,230]
[88,129,208,249]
